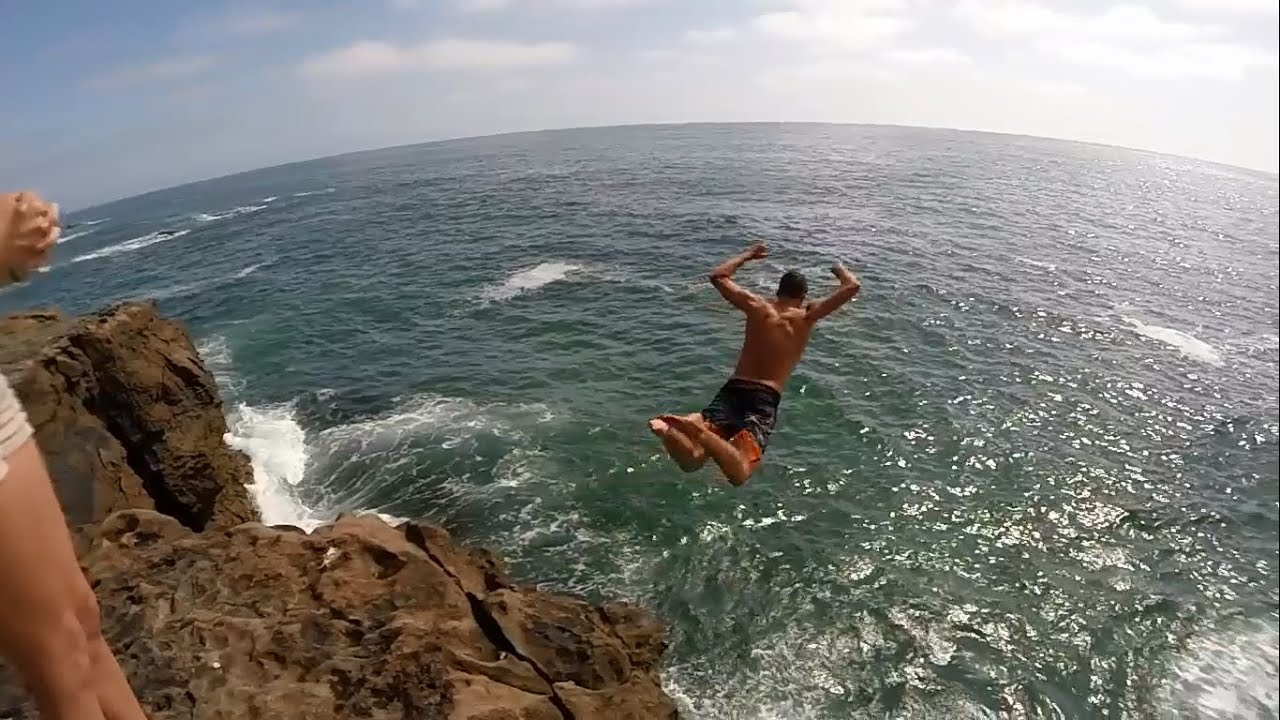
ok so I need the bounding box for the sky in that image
[2,0,1277,209]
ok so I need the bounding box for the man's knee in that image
[724,461,757,486]
[677,456,706,473]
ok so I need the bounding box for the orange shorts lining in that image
[714,426,763,466]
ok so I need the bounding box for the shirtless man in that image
[649,242,861,486]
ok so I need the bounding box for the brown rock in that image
[0,511,678,720]
[0,303,677,718]
[0,301,255,529]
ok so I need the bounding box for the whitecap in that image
[133,262,268,303]
[194,204,268,223]
[195,334,245,396]
[69,229,191,264]
[481,261,582,301]
[292,188,335,197]
[261,196,278,202]
[57,229,95,244]
[1125,317,1224,366]
[1157,618,1279,720]
[1016,257,1058,271]
[233,262,267,279]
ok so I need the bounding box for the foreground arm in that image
[709,243,767,311]
[806,262,861,323]
[0,192,146,718]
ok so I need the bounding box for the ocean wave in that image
[140,261,269,302]
[206,334,554,531]
[1015,256,1058,271]
[194,204,268,223]
[481,261,583,302]
[225,401,319,528]
[1125,317,1224,366]
[69,229,191,264]
[57,228,95,244]
[292,189,335,197]
[261,196,278,203]
[1157,618,1279,719]
[196,335,245,396]
[1234,333,1280,355]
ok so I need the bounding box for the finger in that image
[41,225,61,248]
[17,214,53,238]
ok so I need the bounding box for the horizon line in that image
[67,120,1280,214]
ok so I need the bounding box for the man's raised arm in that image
[806,262,861,322]
[709,242,767,311]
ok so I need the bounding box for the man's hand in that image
[1,191,60,282]
[831,262,859,291]
[806,261,861,323]
[748,242,768,261]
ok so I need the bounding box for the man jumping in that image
[649,242,861,486]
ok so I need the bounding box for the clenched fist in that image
[0,191,60,283]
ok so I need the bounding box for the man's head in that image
[777,269,808,300]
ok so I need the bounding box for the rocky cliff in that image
[0,302,677,720]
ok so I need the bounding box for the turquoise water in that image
[6,124,1278,719]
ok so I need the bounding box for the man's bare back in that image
[731,298,816,392]
[650,242,861,486]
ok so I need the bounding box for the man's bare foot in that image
[659,414,704,438]
[660,414,752,486]
[651,415,706,472]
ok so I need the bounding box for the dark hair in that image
[777,269,808,299]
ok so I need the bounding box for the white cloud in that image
[215,10,302,37]
[883,48,972,66]
[173,8,303,41]
[1048,39,1278,80]
[300,38,579,79]
[957,2,1215,41]
[85,55,220,92]
[753,11,911,52]
[954,1,1276,81]
[458,0,514,10]
[457,0,660,11]
[1174,0,1278,14]
[683,28,737,46]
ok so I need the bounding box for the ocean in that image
[4,124,1277,719]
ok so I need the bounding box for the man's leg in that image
[660,415,755,486]
[648,415,707,472]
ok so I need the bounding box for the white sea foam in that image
[1157,618,1279,720]
[195,204,268,223]
[70,229,191,264]
[262,196,278,202]
[292,189,335,197]
[138,262,268,303]
[482,261,582,301]
[225,402,321,529]
[1016,257,1058,271]
[204,337,398,530]
[195,335,245,396]
[57,229,95,244]
[1125,317,1224,366]
[1235,333,1280,355]
[204,336,555,531]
